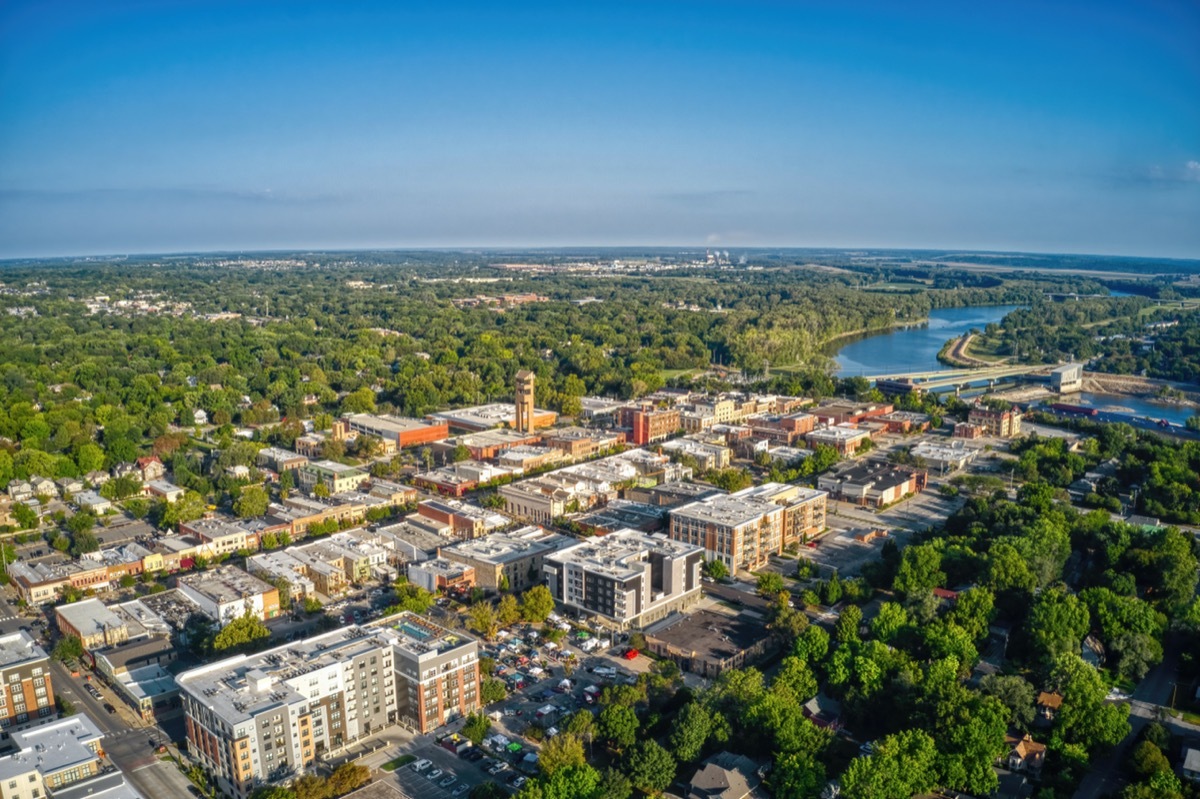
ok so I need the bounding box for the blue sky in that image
[1,0,1198,258]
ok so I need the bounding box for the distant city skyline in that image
[2,1,1198,259]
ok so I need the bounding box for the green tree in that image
[539,733,586,776]
[771,752,826,799]
[328,762,370,795]
[66,509,97,536]
[234,485,269,518]
[893,544,945,597]
[481,678,507,705]
[668,701,715,763]
[979,674,1036,729]
[462,711,491,745]
[1128,739,1171,780]
[756,572,785,597]
[836,604,863,644]
[521,585,555,623]
[341,387,377,414]
[212,611,271,654]
[52,634,84,663]
[518,765,601,799]
[1049,653,1131,752]
[161,490,207,529]
[598,704,639,750]
[703,559,728,580]
[69,529,101,557]
[596,767,633,799]
[468,601,500,641]
[13,502,38,530]
[312,482,330,498]
[623,740,675,796]
[840,729,938,799]
[390,582,434,614]
[497,593,521,626]
[870,602,908,644]
[74,442,106,474]
[1026,587,1090,663]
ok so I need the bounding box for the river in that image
[832,304,1198,426]
[834,305,1023,377]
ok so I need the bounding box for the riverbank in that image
[936,333,1009,368]
[1081,373,1200,407]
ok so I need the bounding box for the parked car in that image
[439,775,456,788]
[426,768,443,780]
[412,759,432,771]
[453,785,470,797]
[510,776,527,789]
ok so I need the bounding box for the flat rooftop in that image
[306,459,366,476]
[0,629,48,669]
[644,608,767,663]
[807,426,870,441]
[178,565,275,604]
[575,500,666,531]
[346,413,443,435]
[670,493,778,528]
[430,403,553,430]
[548,529,702,581]
[178,615,474,724]
[440,526,571,564]
[458,428,540,449]
[0,713,105,782]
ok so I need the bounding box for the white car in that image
[412,759,432,771]
[427,768,444,780]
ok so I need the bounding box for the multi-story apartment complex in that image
[669,492,786,573]
[968,403,1023,438]
[543,530,703,629]
[177,566,281,623]
[0,631,54,729]
[731,483,828,546]
[179,616,478,799]
[297,461,367,495]
[438,526,573,592]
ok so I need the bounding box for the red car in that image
[623,648,639,660]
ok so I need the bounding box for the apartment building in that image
[177,566,281,623]
[659,439,731,471]
[619,404,681,446]
[438,526,573,592]
[297,461,367,495]
[450,429,542,461]
[179,616,479,798]
[0,631,54,729]
[968,403,1023,438]
[668,493,786,573]
[731,483,828,547]
[543,530,704,629]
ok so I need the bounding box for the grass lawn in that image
[380,754,417,772]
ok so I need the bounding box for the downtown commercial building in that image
[179,615,479,799]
